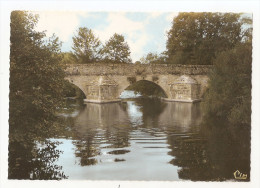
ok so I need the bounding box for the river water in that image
[8,91,250,181]
[49,94,250,181]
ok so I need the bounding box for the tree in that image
[9,11,67,179]
[126,80,167,98]
[166,13,244,65]
[102,33,132,63]
[140,52,159,64]
[140,52,167,64]
[72,27,102,63]
[202,41,252,126]
[60,52,77,64]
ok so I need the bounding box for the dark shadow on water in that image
[9,97,250,181]
[166,116,251,181]
[108,149,131,155]
[114,158,126,162]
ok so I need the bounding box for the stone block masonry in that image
[64,63,212,103]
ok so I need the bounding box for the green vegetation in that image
[139,52,167,64]
[9,11,67,179]
[71,28,131,64]
[166,13,244,65]
[164,12,252,127]
[202,42,252,126]
[60,52,76,64]
[63,80,86,99]
[72,27,102,64]
[201,14,252,127]
[102,33,132,63]
[8,11,252,179]
[126,80,167,98]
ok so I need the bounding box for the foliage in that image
[126,80,167,98]
[140,52,159,64]
[72,27,102,64]
[10,10,66,140]
[140,52,166,64]
[202,42,252,126]
[166,13,246,65]
[102,33,132,63]
[60,52,77,64]
[9,11,67,179]
[140,52,167,64]
[127,76,136,84]
[63,80,86,99]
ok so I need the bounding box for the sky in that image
[34,11,178,62]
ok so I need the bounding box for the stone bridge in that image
[65,63,212,103]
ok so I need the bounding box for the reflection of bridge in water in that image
[74,100,202,134]
[71,99,204,180]
[60,99,250,181]
[65,64,212,103]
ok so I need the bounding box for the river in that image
[51,92,250,181]
[9,92,251,181]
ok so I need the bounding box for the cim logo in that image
[233,170,247,180]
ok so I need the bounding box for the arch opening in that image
[120,80,168,99]
[63,80,86,99]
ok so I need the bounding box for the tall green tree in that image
[102,33,132,63]
[9,11,66,179]
[166,13,244,65]
[72,27,102,63]
[202,15,252,126]
[202,42,252,126]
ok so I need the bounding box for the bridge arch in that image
[65,64,211,103]
[65,77,87,99]
[120,79,168,98]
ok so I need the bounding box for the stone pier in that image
[65,63,212,103]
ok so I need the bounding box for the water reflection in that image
[159,102,202,129]
[71,102,132,167]
[10,97,250,181]
[9,139,67,180]
[63,98,250,181]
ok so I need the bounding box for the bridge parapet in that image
[65,63,212,76]
[64,63,212,103]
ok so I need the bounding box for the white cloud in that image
[166,12,179,22]
[94,13,149,62]
[32,11,178,62]
[164,12,179,40]
[150,12,163,18]
[128,34,149,61]
[34,11,88,42]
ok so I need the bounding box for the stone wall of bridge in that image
[65,63,212,76]
[64,64,212,103]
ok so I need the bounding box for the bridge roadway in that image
[64,63,212,103]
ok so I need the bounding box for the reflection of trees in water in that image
[72,102,132,166]
[58,98,85,117]
[126,80,167,98]
[167,120,250,181]
[9,98,86,179]
[8,117,70,179]
[9,139,67,179]
[103,124,132,148]
[8,99,83,179]
[73,130,100,166]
